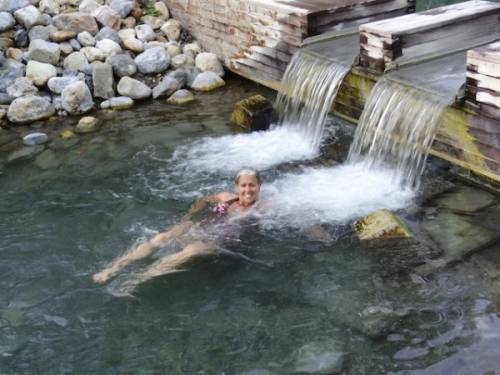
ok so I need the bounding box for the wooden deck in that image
[165,0,414,85]
[359,0,500,72]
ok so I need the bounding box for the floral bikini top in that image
[212,197,239,218]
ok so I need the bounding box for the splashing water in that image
[348,78,449,189]
[275,50,349,150]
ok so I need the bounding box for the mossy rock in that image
[353,209,411,244]
[230,94,276,131]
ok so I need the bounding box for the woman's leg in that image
[93,221,194,284]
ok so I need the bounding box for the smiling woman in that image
[92,169,264,293]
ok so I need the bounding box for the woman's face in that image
[235,175,261,207]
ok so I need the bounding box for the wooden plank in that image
[467,71,500,93]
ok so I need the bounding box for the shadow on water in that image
[1,75,500,374]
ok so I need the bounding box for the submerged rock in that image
[435,186,495,213]
[76,116,98,133]
[22,132,48,146]
[231,94,275,131]
[7,144,44,162]
[7,95,54,123]
[34,148,60,169]
[353,209,411,245]
[291,340,344,374]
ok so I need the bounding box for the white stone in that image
[14,5,47,29]
[78,0,99,14]
[190,71,225,92]
[195,52,224,77]
[23,132,48,145]
[59,41,72,55]
[183,42,201,57]
[7,95,54,123]
[100,96,134,110]
[122,37,143,54]
[47,75,80,94]
[153,1,169,19]
[166,44,181,58]
[75,116,98,133]
[109,0,133,18]
[0,0,30,13]
[61,81,94,114]
[166,89,194,105]
[26,60,57,86]
[80,46,105,62]
[171,53,194,69]
[38,0,58,15]
[92,5,120,30]
[118,28,135,41]
[28,38,60,64]
[160,19,181,41]
[135,24,155,42]
[77,30,95,47]
[95,38,121,58]
[141,14,163,30]
[117,77,151,100]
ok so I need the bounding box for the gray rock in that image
[171,53,194,69]
[183,42,201,57]
[166,69,187,87]
[14,28,28,47]
[52,95,62,110]
[152,76,179,99]
[183,66,201,87]
[52,12,98,35]
[135,24,155,42]
[100,96,133,110]
[190,71,225,92]
[109,0,133,18]
[0,50,4,66]
[166,89,194,105]
[6,77,38,98]
[106,53,136,77]
[0,0,29,13]
[69,38,81,51]
[292,340,344,374]
[28,39,60,64]
[7,95,54,123]
[28,24,50,41]
[25,60,56,86]
[92,62,114,99]
[34,148,60,169]
[140,14,163,30]
[0,11,15,31]
[80,46,105,62]
[195,52,224,77]
[61,81,93,114]
[160,19,181,41]
[134,47,169,74]
[14,5,48,29]
[63,51,89,72]
[47,75,80,94]
[23,132,48,145]
[95,26,120,45]
[436,186,496,213]
[117,77,151,100]
[0,64,25,92]
[0,92,12,104]
[393,346,429,361]
[77,30,95,46]
[7,145,44,162]
[92,5,120,30]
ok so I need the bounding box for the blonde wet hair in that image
[234,169,262,184]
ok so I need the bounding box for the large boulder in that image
[190,71,225,92]
[61,81,94,114]
[160,19,181,41]
[52,12,98,35]
[0,11,15,32]
[7,95,54,123]
[92,62,114,99]
[14,5,49,29]
[92,5,120,30]
[47,75,81,94]
[95,38,121,58]
[195,52,224,77]
[63,51,90,72]
[134,47,169,74]
[117,76,151,100]
[6,77,38,98]
[106,53,136,77]
[26,60,57,86]
[152,76,180,99]
[353,209,411,245]
[28,39,60,64]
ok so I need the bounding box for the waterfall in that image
[274,50,349,150]
[348,78,449,189]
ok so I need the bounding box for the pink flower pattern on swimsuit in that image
[213,202,230,217]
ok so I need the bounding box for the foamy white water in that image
[262,163,415,228]
[170,127,318,174]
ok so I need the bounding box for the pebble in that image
[22,132,48,146]
[75,116,98,133]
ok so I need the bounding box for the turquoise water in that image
[1,76,500,374]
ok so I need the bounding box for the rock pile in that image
[0,0,226,125]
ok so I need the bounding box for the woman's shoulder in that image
[214,192,238,203]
